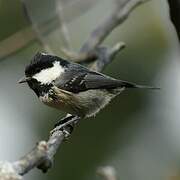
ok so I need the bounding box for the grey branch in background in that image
[0,0,150,179]
[80,0,150,53]
[62,0,150,62]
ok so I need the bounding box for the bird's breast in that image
[38,88,80,116]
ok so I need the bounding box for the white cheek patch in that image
[33,61,64,84]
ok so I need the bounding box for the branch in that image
[167,0,180,41]
[13,131,65,174]
[62,0,149,61]
[80,0,150,53]
[88,42,125,72]
[0,0,151,179]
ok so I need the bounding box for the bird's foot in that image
[54,114,75,128]
[50,115,80,140]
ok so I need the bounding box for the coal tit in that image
[19,52,158,118]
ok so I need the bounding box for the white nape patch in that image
[33,61,64,84]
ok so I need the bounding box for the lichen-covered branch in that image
[0,0,151,179]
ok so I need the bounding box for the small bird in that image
[19,52,158,119]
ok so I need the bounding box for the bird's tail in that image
[120,80,160,90]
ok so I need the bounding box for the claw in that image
[50,115,80,140]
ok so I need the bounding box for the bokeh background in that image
[0,0,179,179]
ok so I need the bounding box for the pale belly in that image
[39,88,124,118]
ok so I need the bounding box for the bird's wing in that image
[54,67,132,93]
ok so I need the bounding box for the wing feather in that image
[54,67,128,93]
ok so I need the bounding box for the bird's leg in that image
[51,115,81,138]
[54,114,76,128]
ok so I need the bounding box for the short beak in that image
[18,76,31,84]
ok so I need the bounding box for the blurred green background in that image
[0,0,180,180]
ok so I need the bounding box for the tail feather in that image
[120,81,160,90]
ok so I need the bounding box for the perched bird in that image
[19,52,158,119]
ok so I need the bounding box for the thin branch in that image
[89,42,125,72]
[80,0,150,53]
[61,0,149,62]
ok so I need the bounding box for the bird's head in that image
[18,52,69,96]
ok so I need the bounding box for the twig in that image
[80,0,150,54]
[61,0,150,62]
[89,42,125,71]
[0,0,151,179]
